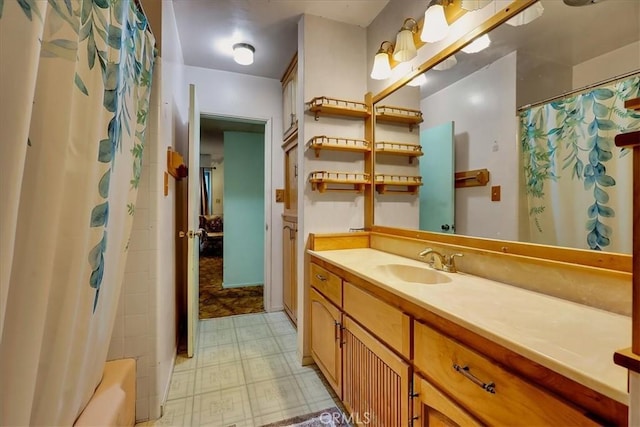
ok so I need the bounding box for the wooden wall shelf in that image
[375,174,423,195]
[375,105,424,130]
[306,96,370,121]
[375,141,423,163]
[309,171,370,193]
[308,136,370,157]
[455,168,490,188]
[624,97,640,111]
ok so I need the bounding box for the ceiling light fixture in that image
[461,34,491,53]
[232,43,255,65]
[420,1,450,43]
[460,0,492,11]
[433,54,457,70]
[506,1,544,26]
[370,41,394,80]
[393,18,419,62]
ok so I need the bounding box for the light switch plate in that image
[275,189,285,203]
[491,185,501,201]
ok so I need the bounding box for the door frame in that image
[199,112,273,312]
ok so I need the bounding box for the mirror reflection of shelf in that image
[309,171,371,193]
[308,136,371,158]
[306,96,370,120]
[375,105,423,130]
[375,141,424,163]
[375,174,423,195]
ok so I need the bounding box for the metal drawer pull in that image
[315,274,327,281]
[334,321,340,341]
[453,364,496,394]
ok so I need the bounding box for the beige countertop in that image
[308,248,631,405]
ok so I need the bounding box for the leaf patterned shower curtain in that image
[0,1,154,425]
[520,76,640,253]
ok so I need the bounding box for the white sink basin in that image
[373,264,452,284]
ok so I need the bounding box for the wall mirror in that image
[372,0,639,255]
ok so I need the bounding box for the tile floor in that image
[139,312,341,426]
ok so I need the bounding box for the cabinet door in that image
[413,374,481,427]
[310,288,342,398]
[343,316,410,427]
[284,142,298,215]
[282,222,296,323]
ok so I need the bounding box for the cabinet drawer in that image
[414,321,599,426]
[343,282,410,358]
[310,263,342,307]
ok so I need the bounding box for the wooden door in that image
[284,143,298,215]
[419,121,455,233]
[412,374,481,427]
[342,316,410,426]
[186,84,201,357]
[310,287,342,398]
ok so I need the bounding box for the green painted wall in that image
[223,131,264,288]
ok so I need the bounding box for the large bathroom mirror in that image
[373,0,639,254]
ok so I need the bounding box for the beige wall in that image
[573,41,640,89]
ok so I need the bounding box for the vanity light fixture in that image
[461,34,491,53]
[433,54,457,70]
[506,1,544,26]
[460,0,492,11]
[370,41,394,80]
[232,43,255,65]
[393,18,419,62]
[420,1,450,43]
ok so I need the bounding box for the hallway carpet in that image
[199,254,264,319]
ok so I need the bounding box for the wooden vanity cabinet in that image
[310,261,412,426]
[310,287,342,398]
[412,374,481,427]
[343,316,411,426]
[413,321,600,426]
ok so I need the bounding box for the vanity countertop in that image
[308,247,631,405]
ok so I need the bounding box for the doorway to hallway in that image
[198,116,266,319]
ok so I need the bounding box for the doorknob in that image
[179,230,203,238]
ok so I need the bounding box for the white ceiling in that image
[173,0,389,80]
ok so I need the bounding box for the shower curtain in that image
[520,75,640,253]
[0,1,154,425]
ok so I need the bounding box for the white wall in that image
[573,41,640,89]
[420,52,519,241]
[184,65,284,312]
[297,14,368,361]
[373,86,422,229]
[108,1,187,422]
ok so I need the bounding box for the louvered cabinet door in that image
[342,316,411,427]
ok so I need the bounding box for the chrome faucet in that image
[419,248,463,273]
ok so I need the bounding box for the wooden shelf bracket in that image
[454,168,489,188]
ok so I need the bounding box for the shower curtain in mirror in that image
[520,75,640,253]
[0,1,154,425]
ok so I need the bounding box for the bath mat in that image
[260,406,349,427]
